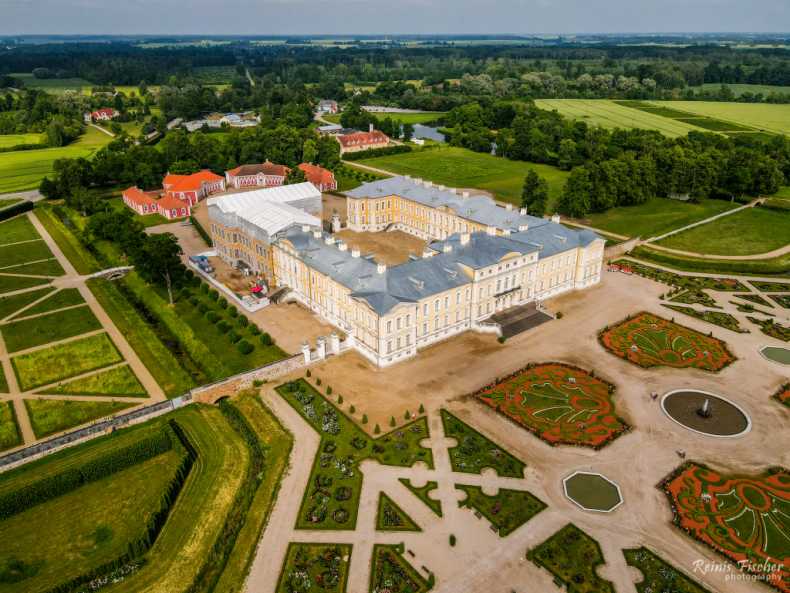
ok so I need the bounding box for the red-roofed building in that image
[337,129,390,153]
[298,163,337,192]
[91,108,117,122]
[225,161,290,190]
[163,170,225,206]
[122,186,191,219]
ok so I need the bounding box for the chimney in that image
[377,263,387,274]
[369,123,374,133]
[462,191,470,198]
[301,224,311,232]
[422,250,435,259]
[351,249,361,258]
[442,244,453,254]
[519,207,527,215]
[518,224,529,232]
[486,226,496,236]
[460,232,470,246]
[312,230,322,239]
[502,229,511,236]
[324,236,335,245]
[505,203,513,211]
[338,242,348,252]
[551,214,561,224]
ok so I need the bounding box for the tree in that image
[302,138,318,164]
[285,167,307,185]
[558,167,593,218]
[521,170,549,216]
[402,123,414,142]
[133,233,183,305]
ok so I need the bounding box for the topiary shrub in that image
[418,403,425,414]
[249,325,261,336]
[197,303,208,314]
[374,424,381,434]
[389,416,396,427]
[189,296,199,306]
[208,289,219,301]
[362,414,368,424]
[217,321,231,334]
[237,315,249,327]
[228,307,238,318]
[228,331,242,344]
[206,311,219,323]
[236,340,253,354]
[218,297,228,308]
[260,333,272,346]
[349,405,356,414]
[199,283,209,294]
[404,410,411,420]
[326,386,332,395]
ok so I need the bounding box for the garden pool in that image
[661,390,751,438]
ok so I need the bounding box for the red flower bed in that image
[476,362,629,448]
[663,462,790,592]
[775,384,790,408]
[599,312,735,372]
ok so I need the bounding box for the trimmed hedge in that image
[343,144,412,161]
[190,216,213,247]
[0,200,34,222]
[0,428,173,520]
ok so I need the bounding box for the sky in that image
[0,0,789,36]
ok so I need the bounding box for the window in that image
[423,322,428,335]
[387,341,392,354]
[386,320,392,333]
[434,299,439,312]
[423,303,428,315]
[396,317,401,330]
[406,314,411,326]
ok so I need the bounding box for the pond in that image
[661,390,751,438]
[760,345,790,365]
[412,124,445,143]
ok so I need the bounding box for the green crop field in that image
[356,145,569,208]
[534,99,707,137]
[584,197,738,238]
[647,101,790,136]
[656,206,790,255]
[0,133,44,148]
[0,127,112,193]
[691,83,790,97]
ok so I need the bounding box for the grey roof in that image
[509,224,599,259]
[346,176,549,233]
[429,233,538,268]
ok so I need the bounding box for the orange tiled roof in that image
[227,161,290,178]
[298,163,335,187]
[157,194,188,211]
[164,170,223,193]
[337,130,389,148]
[123,186,157,207]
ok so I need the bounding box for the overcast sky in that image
[1,0,789,36]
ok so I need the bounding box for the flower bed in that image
[599,312,735,372]
[749,316,790,342]
[456,484,546,537]
[376,493,420,532]
[276,543,351,593]
[662,304,748,333]
[368,544,432,593]
[774,383,790,408]
[623,547,712,593]
[661,462,790,593]
[612,260,748,291]
[475,362,629,449]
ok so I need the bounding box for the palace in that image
[208,176,604,367]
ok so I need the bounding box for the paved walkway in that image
[0,189,43,202]
[89,123,115,138]
[646,240,790,260]
[0,211,164,448]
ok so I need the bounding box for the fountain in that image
[661,390,751,438]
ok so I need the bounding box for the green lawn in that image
[1,305,102,352]
[399,478,442,517]
[108,197,172,228]
[0,449,181,593]
[0,287,54,320]
[691,83,790,97]
[325,111,444,125]
[356,145,569,209]
[0,127,112,193]
[0,366,6,393]
[0,258,64,277]
[629,245,790,277]
[457,485,546,536]
[585,197,738,238]
[0,198,24,209]
[0,133,44,149]
[0,275,51,295]
[34,207,100,275]
[0,215,40,245]
[0,240,54,268]
[441,409,525,478]
[10,288,84,319]
[87,278,195,398]
[44,365,147,397]
[656,206,790,255]
[0,402,20,452]
[12,332,123,391]
[24,399,136,438]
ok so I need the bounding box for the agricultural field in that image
[648,101,790,136]
[656,206,790,255]
[440,409,525,477]
[691,83,790,97]
[584,197,737,239]
[662,463,790,592]
[0,126,112,193]
[277,378,434,530]
[8,73,94,93]
[528,523,615,593]
[356,145,569,208]
[599,312,736,372]
[534,99,708,137]
[0,133,44,148]
[475,363,629,448]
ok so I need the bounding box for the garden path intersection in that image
[244,263,789,593]
[0,211,163,446]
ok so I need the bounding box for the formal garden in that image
[368,544,432,593]
[661,462,790,592]
[276,543,351,593]
[612,260,748,292]
[662,304,748,333]
[775,383,790,407]
[398,478,442,517]
[24,399,136,438]
[376,493,420,532]
[735,293,773,307]
[624,547,712,593]
[277,378,434,530]
[599,312,736,371]
[0,402,21,452]
[474,363,629,449]
[456,484,546,536]
[440,410,525,478]
[528,523,615,593]
[748,316,790,342]
[751,281,790,293]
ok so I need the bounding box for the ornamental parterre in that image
[775,384,790,407]
[475,362,629,448]
[662,462,790,593]
[599,312,735,372]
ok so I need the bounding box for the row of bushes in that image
[184,400,266,593]
[0,142,47,153]
[342,144,412,161]
[43,419,198,593]
[629,246,790,276]
[0,428,174,520]
[190,216,213,247]
[0,200,33,222]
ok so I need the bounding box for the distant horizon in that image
[2,32,790,38]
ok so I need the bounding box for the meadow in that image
[0,127,112,193]
[691,83,790,97]
[584,197,737,238]
[356,145,569,207]
[648,101,790,136]
[656,206,790,255]
[534,99,707,137]
[325,111,444,125]
[0,133,44,148]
